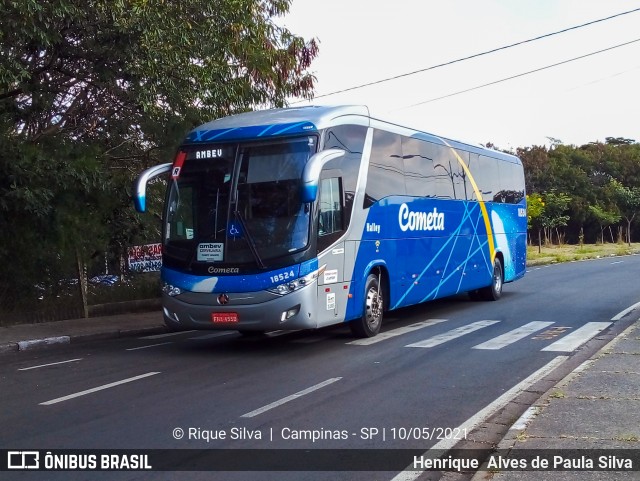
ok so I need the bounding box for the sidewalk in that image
[473,318,640,480]
[0,310,166,353]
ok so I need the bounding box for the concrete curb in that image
[0,325,166,354]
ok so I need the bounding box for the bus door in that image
[316,172,348,326]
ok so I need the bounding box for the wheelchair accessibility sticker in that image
[228,222,243,239]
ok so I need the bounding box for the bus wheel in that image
[351,273,383,338]
[480,257,503,301]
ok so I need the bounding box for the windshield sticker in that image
[171,151,186,180]
[324,269,338,284]
[327,293,336,310]
[227,222,243,239]
[197,243,224,262]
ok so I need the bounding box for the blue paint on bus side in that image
[344,196,527,322]
[490,201,527,282]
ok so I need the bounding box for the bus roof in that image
[184,105,520,164]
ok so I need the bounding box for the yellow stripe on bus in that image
[442,140,495,263]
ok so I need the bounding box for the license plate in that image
[211,312,238,324]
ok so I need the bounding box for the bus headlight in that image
[162,282,183,297]
[267,266,325,296]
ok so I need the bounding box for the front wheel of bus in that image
[480,257,503,301]
[351,274,383,338]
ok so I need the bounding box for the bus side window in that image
[317,177,344,252]
[319,177,343,235]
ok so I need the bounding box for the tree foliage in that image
[519,140,640,246]
[588,204,621,244]
[609,179,640,245]
[526,193,544,252]
[0,0,318,309]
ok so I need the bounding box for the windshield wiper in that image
[233,210,267,269]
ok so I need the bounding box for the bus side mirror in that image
[133,163,172,212]
[300,149,345,202]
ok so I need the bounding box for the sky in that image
[280,0,640,150]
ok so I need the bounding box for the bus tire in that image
[479,257,503,301]
[350,273,383,338]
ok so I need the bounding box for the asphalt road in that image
[2,254,640,481]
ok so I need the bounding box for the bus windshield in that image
[163,137,316,269]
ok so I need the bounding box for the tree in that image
[0,0,318,310]
[540,191,571,245]
[606,137,635,145]
[526,194,545,253]
[518,145,550,194]
[1,0,318,146]
[588,204,621,244]
[609,179,640,245]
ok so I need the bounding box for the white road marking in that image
[390,356,569,481]
[610,261,624,265]
[473,321,554,350]
[347,319,448,346]
[542,321,612,352]
[405,320,499,348]
[240,378,342,418]
[39,372,161,405]
[126,342,173,351]
[18,358,82,371]
[139,330,196,339]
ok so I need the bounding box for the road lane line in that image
[473,321,554,350]
[405,320,499,348]
[139,331,196,340]
[39,372,161,405]
[18,358,83,371]
[126,342,173,351]
[240,378,342,418]
[542,321,612,352]
[390,355,569,481]
[347,319,448,346]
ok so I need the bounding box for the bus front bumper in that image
[161,284,318,332]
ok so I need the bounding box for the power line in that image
[398,37,640,109]
[295,7,640,102]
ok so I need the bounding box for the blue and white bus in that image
[134,105,526,338]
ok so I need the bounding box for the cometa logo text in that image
[398,203,445,232]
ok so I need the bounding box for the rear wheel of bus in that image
[479,257,503,301]
[350,273,383,338]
